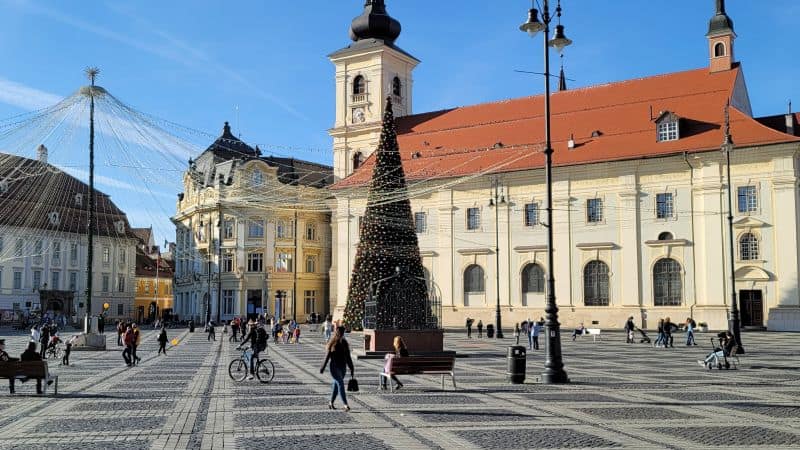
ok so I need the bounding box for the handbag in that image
[347,377,359,392]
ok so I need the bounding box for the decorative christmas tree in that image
[343,97,428,330]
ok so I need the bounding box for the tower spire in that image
[707,0,736,72]
[349,0,401,44]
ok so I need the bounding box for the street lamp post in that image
[520,0,571,384]
[722,101,745,354]
[489,177,506,339]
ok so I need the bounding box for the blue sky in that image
[0,0,797,245]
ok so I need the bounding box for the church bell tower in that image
[328,0,420,180]
[707,0,736,73]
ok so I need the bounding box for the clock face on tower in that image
[353,107,366,124]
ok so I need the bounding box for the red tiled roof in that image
[333,65,799,189]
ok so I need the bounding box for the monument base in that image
[71,332,107,351]
[363,329,444,353]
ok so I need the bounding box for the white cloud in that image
[0,77,63,110]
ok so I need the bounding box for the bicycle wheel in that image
[53,347,62,359]
[256,358,275,384]
[228,359,248,381]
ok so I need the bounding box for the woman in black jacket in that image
[320,326,354,411]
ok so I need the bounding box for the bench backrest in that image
[386,356,455,374]
[0,361,48,378]
[586,328,601,335]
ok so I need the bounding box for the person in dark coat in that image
[320,326,354,411]
[12,342,44,394]
[465,318,474,338]
[624,316,636,344]
[1,339,20,394]
[663,317,678,349]
[477,320,484,338]
[157,327,169,355]
[39,325,50,359]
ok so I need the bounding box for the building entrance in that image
[739,290,764,327]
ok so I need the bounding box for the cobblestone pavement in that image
[0,327,799,449]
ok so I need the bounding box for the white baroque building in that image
[328,1,800,330]
[0,150,138,322]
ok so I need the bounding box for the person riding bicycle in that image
[238,320,268,380]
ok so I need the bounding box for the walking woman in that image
[654,318,665,348]
[320,326,354,412]
[157,326,169,355]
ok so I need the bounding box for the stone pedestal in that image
[72,332,106,351]
[767,307,800,331]
[363,329,444,353]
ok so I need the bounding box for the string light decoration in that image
[343,97,428,331]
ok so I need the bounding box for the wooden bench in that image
[0,361,59,395]
[583,328,602,341]
[380,355,456,392]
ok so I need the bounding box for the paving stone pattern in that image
[0,328,799,448]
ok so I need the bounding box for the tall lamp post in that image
[520,0,572,384]
[489,176,506,339]
[722,101,745,354]
[84,67,100,333]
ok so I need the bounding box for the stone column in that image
[768,173,800,330]
[618,180,642,308]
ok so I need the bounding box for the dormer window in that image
[655,111,680,142]
[115,221,125,234]
[48,212,60,226]
[74,193,83,207]
[0,180,8,194]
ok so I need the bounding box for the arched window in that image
[658,231,674,241]
[353,75,366,95]
[584,261,609,306]
[740,233,759,260]
[714,42,725,57]
[463,265,485,293]
[521,263,545,293]
[392,76,402,96]
[352,152,363,170]
[252,169,263,186]
[653,258,682,306]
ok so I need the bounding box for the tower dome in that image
[349,0,401,44]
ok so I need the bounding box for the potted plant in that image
[698,322,708,333]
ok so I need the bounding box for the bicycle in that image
[45,343,62,360]
[228,346,275,383]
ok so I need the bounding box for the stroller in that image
[635,327,651,344]
[700,337,738,370]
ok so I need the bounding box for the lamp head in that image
[520,8,545,37]
[549,24,572,53]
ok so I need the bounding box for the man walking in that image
[207,321,216,341]
[531,320,541,350]
[466,318,473,339]
[157,326,168,355]
[624,316,635,344]
[122,325,134,366]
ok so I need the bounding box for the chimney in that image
[36,144,48,164]
[786,105,796,136]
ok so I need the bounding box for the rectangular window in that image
[70,242,78,264]
[587,198,604,223]
[524,203,539,227]
[657,121,679,142]
[222,250,234,272]
[223,219,235,239]
[247,252,263,272]
[467,207,480,230]
[69,272,77,291]
[144,281,151,294]
[13,270,22,290]
[117,275,125,292]
[52,242,61,262]
[117,303,123,316]
[50,271,60,290]
[248,220,264,238]
[306,255,317,273]
[102,274,110,293]
[304,290,316,314]
[223,289,235,315]
[737,186,758,213]
[276,252,293,273]
[656,193,674,219]
[102,247,110,264]
[306,223,317,241]
[33,241,42,264]
[414,212,427,233]
[14,239,23,257]
[33,270,41,290]
[119,248,126,265]
[277,220,294,239]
